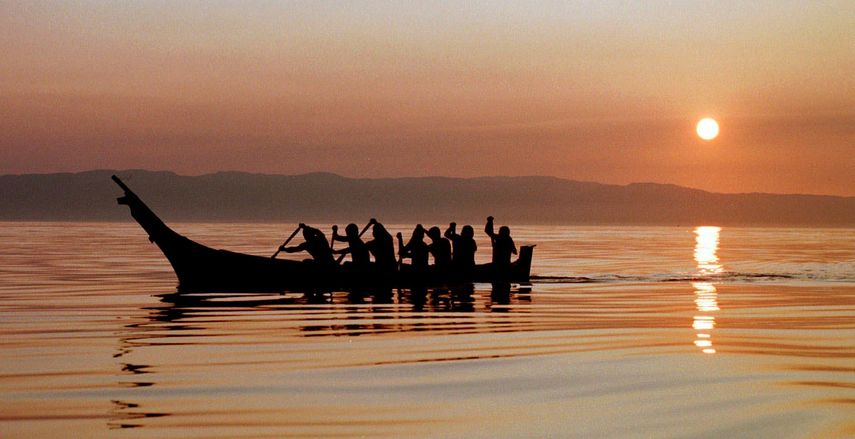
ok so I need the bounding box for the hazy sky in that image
[2,1,853,195]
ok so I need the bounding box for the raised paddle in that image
[334,219,375,264]
[270,224,302,258]
[360,219,375,236]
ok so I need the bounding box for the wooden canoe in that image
[112,175,533,292]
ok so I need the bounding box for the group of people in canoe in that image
[277,216,517,279]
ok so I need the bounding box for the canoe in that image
[112,175,534,292]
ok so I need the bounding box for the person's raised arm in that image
[484,216,496,239]
[444,222,457,240]
[331,226,348,243]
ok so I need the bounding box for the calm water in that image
[1,223,853,438]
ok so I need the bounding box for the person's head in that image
[412,224,424,240]
[499,226,510,237]
[308,228,327,243]
[461,225,474,239]
[345,223,358,238]
[427,226,441,240]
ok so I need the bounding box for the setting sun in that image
[696,118,720,141]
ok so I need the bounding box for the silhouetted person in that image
[444,222,477,274]
[332,223,371,270]
[397,224,429,271]
[281,224,335,266]
[485,216,517,271]
[425,226,452,270]
[366,220,396,275]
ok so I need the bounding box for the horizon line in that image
[2,168,853,200]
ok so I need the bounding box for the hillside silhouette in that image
[1,170,853,226]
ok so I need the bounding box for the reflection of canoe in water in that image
[112,175,534,292]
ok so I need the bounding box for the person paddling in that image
[279,224,336,266]
[445,222,477,275]
[366,220,397,275]
[425,226,452,270]
[485,216,517,272]
[332,223,371,270]
[397,224,429,272]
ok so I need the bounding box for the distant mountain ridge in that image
[1,170,853,226]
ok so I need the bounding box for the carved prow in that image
[111,175,177,245]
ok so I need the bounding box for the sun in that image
[696,118,719,141]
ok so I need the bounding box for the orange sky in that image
[2,1,853,195]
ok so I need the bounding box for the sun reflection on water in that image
[693,226,722,354]
[694,226,723,276]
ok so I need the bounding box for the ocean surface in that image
[1,223,853,438]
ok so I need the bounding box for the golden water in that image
[1,223,853,437]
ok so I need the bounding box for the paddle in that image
[328,224,339,265]
[396,232,405,269]
[360,219,375,236]
[270,224,302,258]
[396,225,424,270]
[335,219,375,264]
[329,225,338,252]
